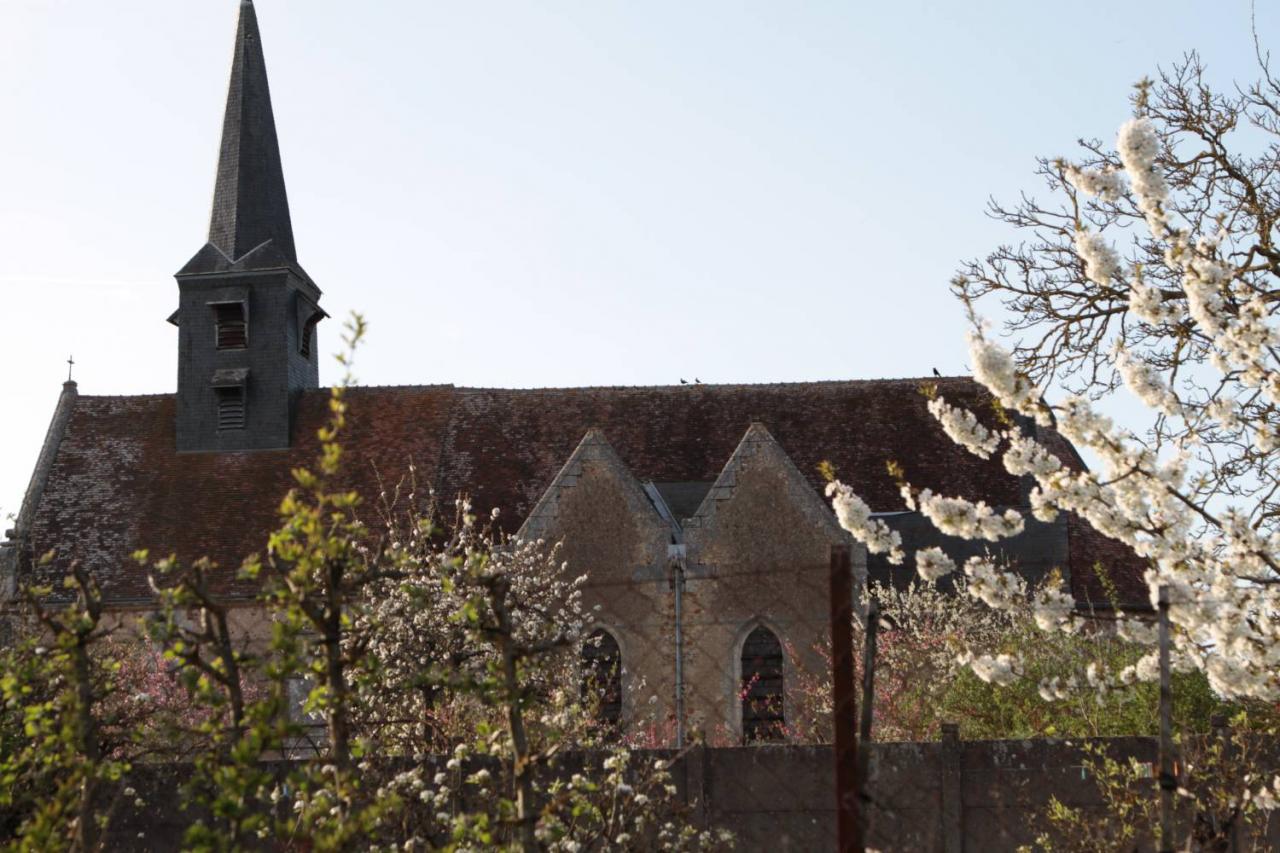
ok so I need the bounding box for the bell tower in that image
[171,0,325,452]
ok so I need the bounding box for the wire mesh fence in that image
[17,476,1280,851]
[581,561,841,751]
[569,535,1280,851]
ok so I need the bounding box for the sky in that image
[0,0,1271,518]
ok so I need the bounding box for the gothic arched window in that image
[582,629,622,728]
[741,625,784,743]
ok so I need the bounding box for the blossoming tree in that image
[827,53,1280,810]
[128,317,734,851]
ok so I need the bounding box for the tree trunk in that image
[325,559,351,768]
[491,579,537,850]
[71,638,100,853]
[213,609,246,740]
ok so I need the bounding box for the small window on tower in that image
[214,302,247,349]
[216,386,246,431]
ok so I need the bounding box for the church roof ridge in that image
[66,375,979,403]
[443,375,977,393]
[330,383,456,392]
[71,375,974,393]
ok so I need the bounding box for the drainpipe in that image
[668,541,687,749]
[644,483,687,750]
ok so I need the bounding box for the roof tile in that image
[22,377,1144,604]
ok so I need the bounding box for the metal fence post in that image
[856,599,878,841]
[940,722,963,853]
[830,545,860,851]
[1158,585,1175,853]
[1211,713,1239,852]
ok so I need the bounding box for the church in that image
[0,1,1143,744]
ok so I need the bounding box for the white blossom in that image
[927,396,1001,459]
[963,556,1026,611]
[963,652,1022,686]
[917,490,1024,542]
[1032,585,1078,633]
[1064,165,1124,202]
[826,481,904,564]
[1116,117,1169,230]
[1128,278,1179,324]
[915,547,956,583]
[1115,346,1181,417]
[967,331,1048,424]
[1074,230,1123,286]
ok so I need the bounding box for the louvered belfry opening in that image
[582,629,623,729]
[741,625,785,743]
[214,302,248,349]
[300,312,320,357]
[216,386,246,430]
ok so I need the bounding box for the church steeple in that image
[172,1,324,453]
[208,0,296,264]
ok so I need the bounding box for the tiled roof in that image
[24,387,453,602]
[20,377,1145,604]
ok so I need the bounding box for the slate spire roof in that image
[205,0,296,265]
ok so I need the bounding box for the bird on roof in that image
[680,378,689,385]
[932,368,941,377]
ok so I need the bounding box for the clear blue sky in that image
[0,0,1270,517]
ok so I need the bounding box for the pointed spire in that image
[207,0,296,263]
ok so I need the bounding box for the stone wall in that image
[697,734,1279,851]
[99,735,1280,851]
